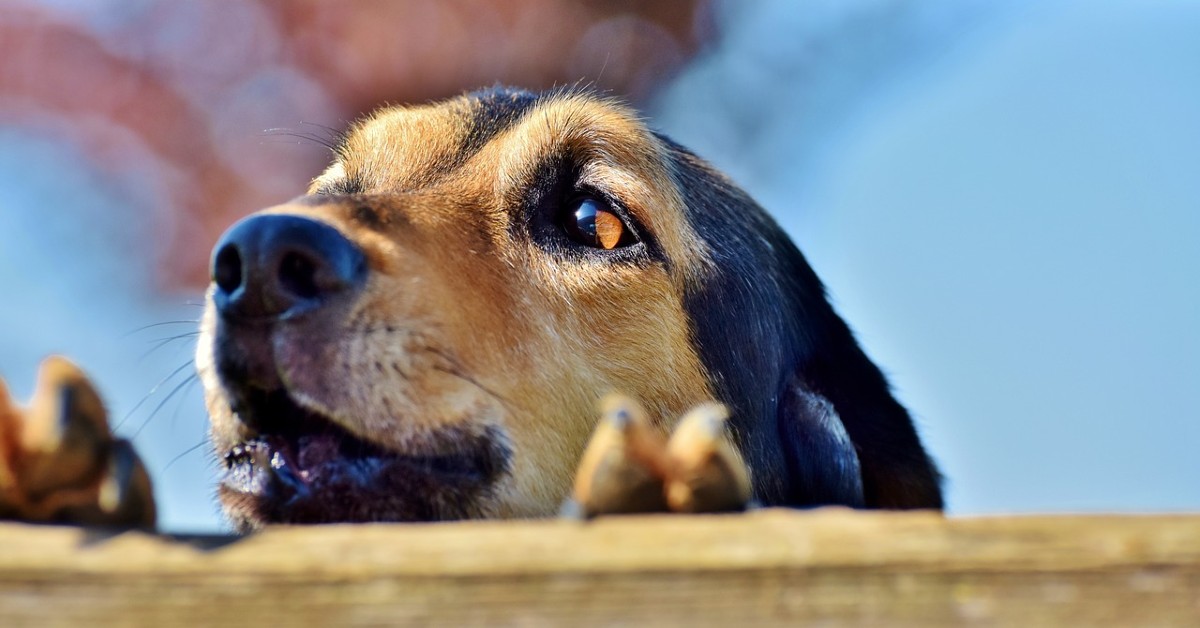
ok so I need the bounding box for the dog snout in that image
[210,214,367,321]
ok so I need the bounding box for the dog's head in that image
[197,88,874,530]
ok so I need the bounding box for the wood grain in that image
[1,509,1198,626]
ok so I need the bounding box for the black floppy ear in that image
[661,134,839,505]
[778,377,864,507]
[660,132,942,510]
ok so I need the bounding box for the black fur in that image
[332,86,943,509]
[461,86,542,157]
[662,137,943,509]
[463,87,942,509]
[778,378,864,507]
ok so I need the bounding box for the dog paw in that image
[568,394,672,517]
[663,402,753,513]
[0,356,155,528]
[567,394,752,518]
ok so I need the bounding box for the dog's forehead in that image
[326,97,485,192]
[315,89,710,280]
[325,89,668,191]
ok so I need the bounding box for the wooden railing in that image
[1,509,1197,626]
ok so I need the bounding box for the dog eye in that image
[561,196,635,249]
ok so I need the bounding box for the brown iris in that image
[563,196,633,249]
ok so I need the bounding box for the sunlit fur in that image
[198,87,942,526]
[198,90,717,522]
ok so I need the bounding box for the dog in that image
[0,87,942,530]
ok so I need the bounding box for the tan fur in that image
[199,91,720,520]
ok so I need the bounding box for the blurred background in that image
[0,0,1196,532]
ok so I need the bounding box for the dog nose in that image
[211,214,366,321]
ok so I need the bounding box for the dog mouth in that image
[219,387,509,526]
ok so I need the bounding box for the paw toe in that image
[570,394,671,517]
[665,402,752,514]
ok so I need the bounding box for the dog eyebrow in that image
[321,88,544,195]
[314,177,365,196]
[459,88,542,162]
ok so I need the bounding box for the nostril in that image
[214,244,243,295]
[278,251,320,300]
[211,213,366,320]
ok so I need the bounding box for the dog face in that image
[197,89,726,529]
[197,88,943,530]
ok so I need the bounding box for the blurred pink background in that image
[0,0,711,286]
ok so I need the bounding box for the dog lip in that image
[220,433,492,493]
[218,387,506,520]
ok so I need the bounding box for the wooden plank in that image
[0,509,1198,626]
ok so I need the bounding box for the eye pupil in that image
[572,199,601,241]
[564,197,629,250]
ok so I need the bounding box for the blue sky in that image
[658,0,1200,513]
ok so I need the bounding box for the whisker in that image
[261,128,338,151]
[146,331,201,344]
[161,438,210,474]
[167,374,202,432]
[115,360,196,431]
[299,120,344,135]
[299,121,348,148]
[138,332,200,363]
[131,372,199,441]
[260,135,329,148]
[121,320,200,338]
[424,347,510,407]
